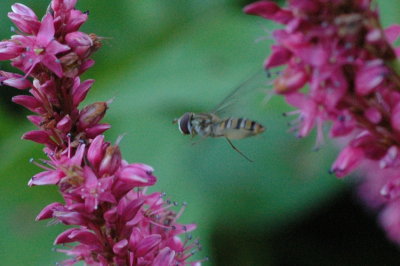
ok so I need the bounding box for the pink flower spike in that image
[36,202,63,221]
[8,3,40,35]
[330,146,364,178]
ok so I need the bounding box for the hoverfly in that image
[173,69,270,162]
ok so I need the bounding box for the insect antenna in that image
[225,138,254,162]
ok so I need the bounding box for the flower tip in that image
[106,96,115,105]
[27,178,34,186]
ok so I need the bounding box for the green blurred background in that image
[1,0,400,265]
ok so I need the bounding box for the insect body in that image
[176,112,264,140]
[174,69,269,161]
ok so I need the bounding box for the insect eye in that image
[178,112,192,135]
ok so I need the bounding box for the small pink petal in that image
[118,164,157,187]
[46,40,70,55]
[54,228,78,244]
[27,115,43,126]
[117,198,144,222]
[57,115,72,133]
[85,124,111,138]
[79,59,95,74]
[67,228,101,247]
[22,130,53,145]
[153,247,175,266]
[385,24,400,43]
[3,77,32,90]
[36,202,63,220]
[42,54,63,77]
[29,170,64,186]
[330,146,364,178]
[65,10,88,32]
[0,41,23,60]
[136,235,161,257]
[37,14,55,47]
[113,239,128,256]
[12,95,41,112]
[265,45,292,68]
[244,1,293,24]
[11,3,37,17]
[72,79,94,106]
[128,228,142,250]
[87,135,106,168]
[365,107,382,124]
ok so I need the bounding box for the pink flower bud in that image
[244,1,292,24]
[8,3,40,35]
[78,102,107,129]
[330,146,364,177]
[0,41,23,60]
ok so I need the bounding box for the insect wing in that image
[210,69,272,118]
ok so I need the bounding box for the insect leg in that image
[225,137,254,162]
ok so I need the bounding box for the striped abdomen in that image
[214,117,264,139]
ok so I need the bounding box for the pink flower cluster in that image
[1,0,201,264]
[245,0,400,244]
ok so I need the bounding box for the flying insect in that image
[174,69,270,162]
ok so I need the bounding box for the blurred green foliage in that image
[1,0,400,265]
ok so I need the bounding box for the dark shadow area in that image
[212,188,400,265]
